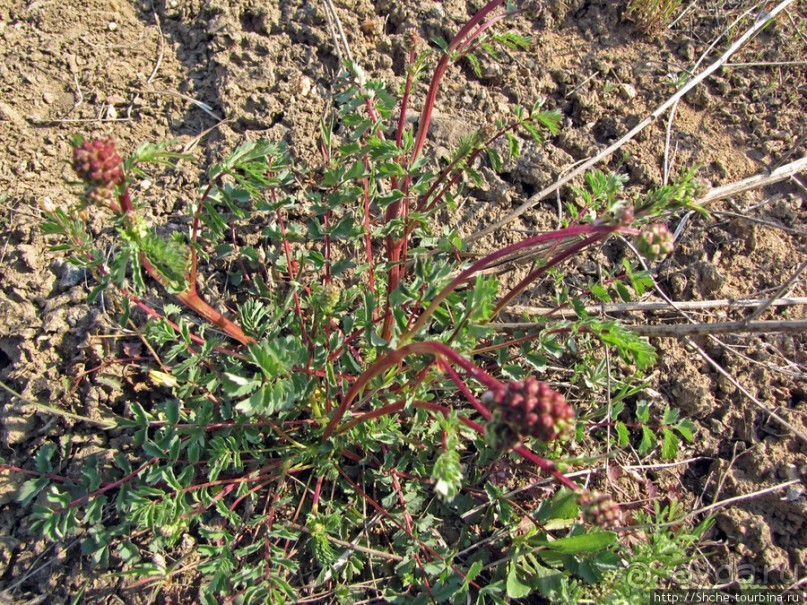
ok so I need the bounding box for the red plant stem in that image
[491,233,609,317]
[385,47,417,271]
[473,329,551,356]
[381,0,508,339]
[118,184,254,345]
[338,399,581,492]
[513,445,580,491]
[127,294,244,358]
[454,10,516,55]
[185,482,237,517]
[361,161,376,295]
[408,0,506,167]
[323,340,500,439]
[0,465,74,485]
[119,187,135,213]
[416,122,517,213]
[171,288,253,345]
[228,479,277,513]
[395,49,417,149]
[402,225,619,342]
[67,229,244,357]
[312,474,324,511]
[273,208,312,350]
[440,362,492,420]
[324,210,332,283]
[385,448,415,533]
[190,181,218,291]
[263,479,286,581]
[327,334,361,363]
[54,456,160,514]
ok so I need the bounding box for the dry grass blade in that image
[745,260,807,322]
[0,379,118,429]
[684,336,807,442]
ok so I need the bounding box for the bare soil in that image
[0,0,805,602]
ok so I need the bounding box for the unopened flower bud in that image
[578,490,622,529]
[402,27,424,53]
[635,223,674,261]
[319,282,342,315]
[40,197,57,213]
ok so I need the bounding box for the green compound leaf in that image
[661,428,679,459]
[221,372,261,398]
[639,425,656,455]
[616,421,630,447]
[506,561,533,598]
[17,477,50,507]
[675,418,696,442]
[541,530,617,554]
[535,488,578,524]
[431,448,462,503]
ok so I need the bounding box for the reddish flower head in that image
[73,138,125,188]
[578,489,622,529]
[483,377,575,444]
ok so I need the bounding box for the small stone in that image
[298,75,312,97]
[618,83,637,100]
[712,77,730,96]
[42,92,55,104]
[108,21,118,31]
[678,41,695,62]
[58,262,87,289]
[428,3,445,19]
[685,86,711,109]
[783,487,804,502]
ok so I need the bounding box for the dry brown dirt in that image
[0,0,805,602]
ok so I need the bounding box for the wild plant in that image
[22,0,703,601]
[626,0,683,33]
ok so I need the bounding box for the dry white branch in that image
[627,319,807,337]
[745,260,807,322]
[508,296,807,318]
[622,238,807,442]
[699,156,807,206]
[488,319,807,337]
